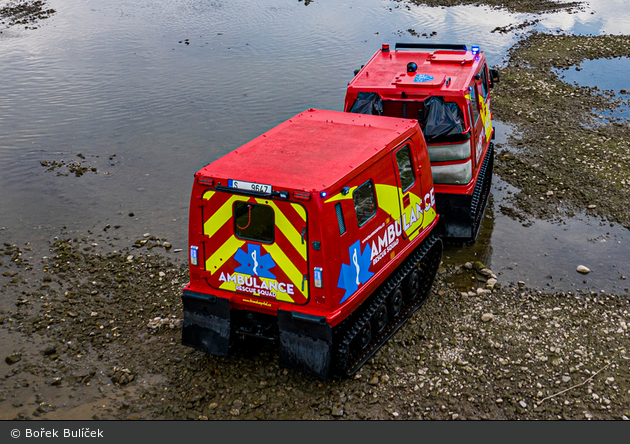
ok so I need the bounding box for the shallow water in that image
[1,0,630,293]
[553,57,630,121]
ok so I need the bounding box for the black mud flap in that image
[278,310,332,380]
[435,193,473,240]
[182,290,230,356]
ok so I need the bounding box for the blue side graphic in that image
[337,240,374,304]
[234,244,276,279]
[414,74,434,83]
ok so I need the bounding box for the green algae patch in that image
[492,32,630,228]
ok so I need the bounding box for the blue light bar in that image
[471,45,480,55]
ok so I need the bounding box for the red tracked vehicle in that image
[345,43,500,242]
[182,109,442,379]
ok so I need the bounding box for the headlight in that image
[431,160,472,185]
[427,140,471,162]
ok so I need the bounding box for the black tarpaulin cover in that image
[349,92,383,115]
[422,96,467,143]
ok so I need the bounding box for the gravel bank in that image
[1,234,628,420]
[492,33,630,228]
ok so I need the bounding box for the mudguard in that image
[182,290,231,356]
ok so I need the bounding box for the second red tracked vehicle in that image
[345,43,500,242]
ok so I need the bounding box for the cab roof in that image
[348,44,486,98]
[198,109,419,192]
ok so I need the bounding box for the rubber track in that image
[467,142,494,244]
[332,233,443,377]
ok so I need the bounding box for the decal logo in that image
[337,240,374,303]
[234,244,276,279]
[219,243,295,298]
[413,74,434,83]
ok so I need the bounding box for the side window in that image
[470,87,479,125]
[234,201,274,243]
[353,180,377,227]
[395,146,415,192]
[480,65,489,98]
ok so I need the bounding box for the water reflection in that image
[1,0,630,293]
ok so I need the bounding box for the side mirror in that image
[489,68,500,88]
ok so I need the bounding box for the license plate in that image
[228,179,272,194]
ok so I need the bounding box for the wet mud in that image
[402,0,584,14]
[492,33,630,229]
[1,234,629,420]
[0,0,56,30]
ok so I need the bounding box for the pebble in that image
[486,278,497,288]
[5,353,22,365]
[576,265,590,275]
[331,406,344,417]
[519,400,527,408]
[518,281,525,288]
[126,255,134,262]
[464,262,473,270]
[562,375,571,383]
[479,268,493,277]
[587,204,596,209]
[481,313,494,322]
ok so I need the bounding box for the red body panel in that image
[186,109,438,328]
[344,45,495,199]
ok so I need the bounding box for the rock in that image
[463,262,473,270]
[473,261,486,272]
[5,353,22,365]
[486,278,497,288]
[518,281,525,288]
[577,265,590,275]
[163,242,172,249]
[479,268,493,277]
[460,292,468,298]
[126,255,134,262]
[331,406,344,417]
[587,204,596,209]
[519,400,527,408]
[481,313,494,322]
[368,375,379,385]
[467,291,476,297]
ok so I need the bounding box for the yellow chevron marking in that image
[263,242,305,302]
[375,184,401,219]
[423,208,437,229]
[203,194,250,238]
[258,199,306,261]
[291,203,306,222]
[324,187,357,204]
[205,235,245,275]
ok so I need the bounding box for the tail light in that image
[197,177,214,186]
[293,191,311,200]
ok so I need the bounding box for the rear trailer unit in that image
[183,109,443,379]
[344,43,500,243]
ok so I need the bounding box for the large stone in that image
[577,265,590,275]
[481,313,494,322]
[5,353,21,365]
